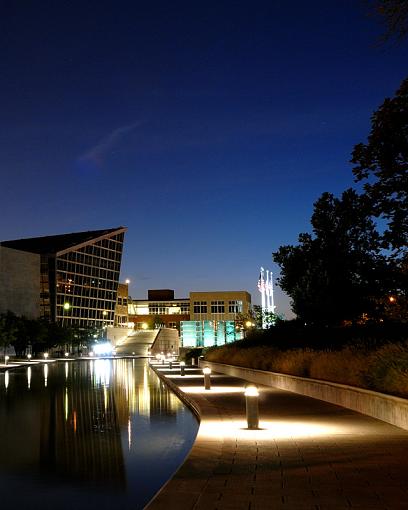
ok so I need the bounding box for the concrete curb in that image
[149,364,202,421]
[201,360,408,431]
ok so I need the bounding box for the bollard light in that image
[27,353,32,361]
[44,353,49,360]
[64,352,69,357]
[244,385,259,429]
[180,361,185,376]
[4,355,9,365]
[203,367,211,390]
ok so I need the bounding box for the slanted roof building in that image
[1,227,126,329]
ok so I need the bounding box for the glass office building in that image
[1,227,126,329]
[180,320,239,347]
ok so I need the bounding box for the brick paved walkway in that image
[146,363,408,510]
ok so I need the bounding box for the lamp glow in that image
[244,385,259,397]
[44,353,49,360]
[203,367,211,390]
[245,385,259,429]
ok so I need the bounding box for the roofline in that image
[56,227,127,256]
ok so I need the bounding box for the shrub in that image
[205,342,408,398]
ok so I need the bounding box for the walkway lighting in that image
[244,385,259,429]
[27,354,32,361]
[4,355,9,365]
[64,352,69,357]
[44,353,49,360]
[203,367,211,390]
[180,361,185,376]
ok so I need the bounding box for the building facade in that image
[127,289,251,348]
[114,282,129,327]
[128,289,190,330]
[189,291,251,321]
[1,227,126,329]
[0,246,41,319]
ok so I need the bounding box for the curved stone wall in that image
[200,361,408,431]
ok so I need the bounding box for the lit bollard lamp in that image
[180,361,185,376]
[245,385,259,429]
[203,367,211,390]
[4,355,9,365]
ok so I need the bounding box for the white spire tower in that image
[258,267,276,328]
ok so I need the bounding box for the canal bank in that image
[0,358,198,510]
[147,360,408,510]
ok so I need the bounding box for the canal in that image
[0,359,198,509]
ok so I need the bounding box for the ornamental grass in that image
[204,342,408,398]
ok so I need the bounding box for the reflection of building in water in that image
[0,359,183,488]
[111,359,180,426]
[40,362,126,489]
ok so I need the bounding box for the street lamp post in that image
[203,367,211,390]
[245,385,259,429]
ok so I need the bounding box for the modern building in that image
[127,289,251,348]
[189,291,251,321]
[114,282,129,327]
[0,246,41,318]
[0,227,126,330]
[181,291,252,347]
[128,289,190,330]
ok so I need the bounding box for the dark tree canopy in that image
[273,190,389,325]
[373,0,408,41]
[351,78,408,252]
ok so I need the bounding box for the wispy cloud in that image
[78,121,141,167]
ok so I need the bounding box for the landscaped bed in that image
[204,342,408,399]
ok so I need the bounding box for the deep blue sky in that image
[0,1,406,317]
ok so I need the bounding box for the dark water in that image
[0,359,198,510]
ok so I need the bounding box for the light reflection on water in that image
[0,359,198,510]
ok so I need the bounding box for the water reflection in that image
[27,366,31,389]
[0,359,198,510]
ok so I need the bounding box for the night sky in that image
[0,1,406,317]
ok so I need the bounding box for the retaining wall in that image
[200,361,408,431]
